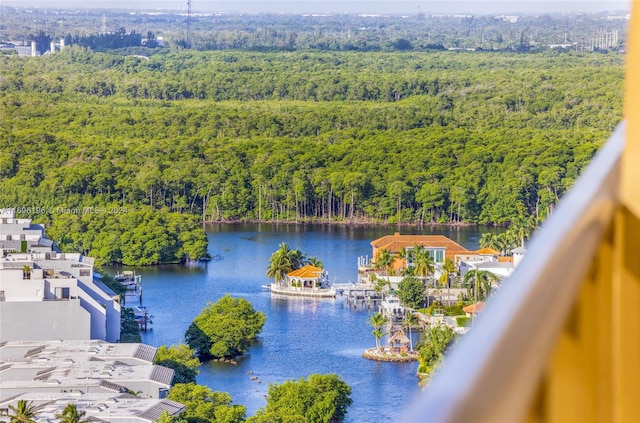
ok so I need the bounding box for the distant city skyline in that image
[0,0,631,15]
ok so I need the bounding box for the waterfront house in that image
[359,233,469,285]
[457,247,527,280]
[271,264,335,298]
[370,233,469,270]
[285,264,328,290]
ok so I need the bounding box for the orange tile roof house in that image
[371,233,470,267]
[286,265,327,289]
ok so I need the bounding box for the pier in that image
[115,271,153,331]
[115,270,142,306]
[334,283,382,310]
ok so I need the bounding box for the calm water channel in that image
[125,223,489,422]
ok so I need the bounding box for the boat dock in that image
[334,283,382,309]
[115,270,153,331]
[115,270,142,306]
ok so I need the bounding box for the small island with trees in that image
[266,242,334,298]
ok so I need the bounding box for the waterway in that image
[126,223,490,422]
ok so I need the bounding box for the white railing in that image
[401,123,625,422]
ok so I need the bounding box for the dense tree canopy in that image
[154,344,202,385]
[0,48,623,264]
[247,374,353,423]
[166,383,246,423]
[185,295,266,359]
[417,325,457,376]
[397,276,427,309]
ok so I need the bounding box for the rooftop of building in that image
[287,265,324,279]
[0,340,156,363]
[0,341,171,402]
[0,392,185,423]
[371,233,469,259]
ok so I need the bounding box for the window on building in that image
[79,269,91,277]
[54,287,70,299]
[435,250,445,263]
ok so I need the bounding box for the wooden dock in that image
[334,283,382,310]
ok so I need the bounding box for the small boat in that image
[379,295,405,320]
[133,306,153,321]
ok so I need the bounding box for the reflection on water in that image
[126,223,485,422]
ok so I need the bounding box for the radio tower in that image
[187,0,192,48]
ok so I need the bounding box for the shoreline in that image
[362,347,419,362]
[101,219,497,267]
[202,219,499,228]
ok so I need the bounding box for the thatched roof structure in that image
[388,329,411,347]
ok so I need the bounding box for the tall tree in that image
[153,344,201,385]
[266,242,293,286]
[8,400,38,423]
[438,258,458,305]
[247,374,352,423]
[464,269,501,302]
[412,246,435,306]
[369,312,388,351]
[417,325,457,376]
[166,383,246,423]
[55,404,89,423]
[397,276,426,310]
[185,294,266,359]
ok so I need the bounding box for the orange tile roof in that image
[475,248,500,255]
[371,233,469,260]
[463,302,485,314]
[287,265,323,279]
[497,256,514,263]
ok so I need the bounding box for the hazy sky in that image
[0,0,631,15]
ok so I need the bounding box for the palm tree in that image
[307,256,323,268]
[398,246,411,269]
[55,404,90,423]
[370,312,388,351]
[412,246,435,306]
[267,242,317,286]
[373,248,394,295]
[288,248,307,269]
[374,248,394,277]
[478,232,499,251]
[266,246,292,286]
[403,311,418,351]
[8,400,38,423]
[438,258,457,306]
[511,215,537,248]
[463,269,500,302]
[372,327,387,352]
